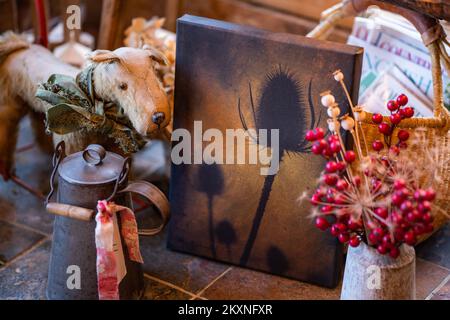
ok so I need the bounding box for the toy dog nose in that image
[152,112,165,125]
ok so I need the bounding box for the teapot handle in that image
[118,180,170,236]
[45,141,66,205]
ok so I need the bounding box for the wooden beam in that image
[0,0,19,32]
[165,0,181,32]
[98,0,122,50]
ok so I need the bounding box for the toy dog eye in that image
[119,83,128,90]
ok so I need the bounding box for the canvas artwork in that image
[168,15,363,287]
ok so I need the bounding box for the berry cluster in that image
[371,94,414,154]
[306,129,365,249]
[306,93,436,258]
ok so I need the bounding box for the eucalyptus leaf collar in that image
[36,65,146,154]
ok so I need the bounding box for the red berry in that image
[344,150,356,163]
[372,140,384,151]
[326,189,336,203]
[396,94,408,106]
[352,176,361,186]
[334,194,346,205]
[327,134,339,143]
[372,113,383,124]
[413,190,426,201]
[375,207,388,219]
[310,194,321,205]
[336,223,348,233]
[377,244,388,255]
[373,227,385,238]
[348,219,361,230]
[325,161,338,173]
[404,231,417,245]
[414,224,425,235]
[315,217,330,230]
[406,212,416,222]
[382,234,392,245]
[315,188,326,197]
[424,188,436,201]
[389,246,400,258]
[413,209,423,221]
[378,122,391,135]
[338,233,350,243]
[321,205,334,213]
[400,200,413,213]
[394,179,406,190]
[338,214,350,223]
[387,100,399,111]
[336,161,346,171]
[322,147,333,158]
[422,212,433,224]
[392,193,403,206]
[318,139,328,149]
[398,188,410,198]
[331,224,340,236]
[368,232,379,244]
[311,143,322,155]
[314,128,325,140]
[397,129,409,141]
[394,229,405,241]
[336,179,349,191]
[389,113,402,124]
[349,236,360,247]
[372,179,382,193]
[418,201,431,213]
[323,174,338,186]
[306,130,316,141]
[392,212,404,225]
[389,145,400,155]
[330,141,341,153]
[400,107,414,118]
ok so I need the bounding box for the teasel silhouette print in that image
[238,65,322,265]
[195,163,224,258]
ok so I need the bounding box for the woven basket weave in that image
[307,0,450,242]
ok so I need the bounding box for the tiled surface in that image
[0,117,448,300]
[416,223,450,270]
[415,258,449,300]
[139,231,230,294]
[430,276,450,300]
[0,119,53,235]
[0,221,45,263]
[200,267,341,300]
[141,276,193,300]
[0,240,50,300]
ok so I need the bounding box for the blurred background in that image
[0,0,353,50]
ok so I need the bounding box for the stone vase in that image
[340,242,416,300]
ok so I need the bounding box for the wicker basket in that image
[308,0,450,241]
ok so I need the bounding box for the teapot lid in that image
[58,144,126,185]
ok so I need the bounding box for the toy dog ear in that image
[143,45,168,66]
[87,50,120,63]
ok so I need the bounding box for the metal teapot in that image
[45,142,170,300]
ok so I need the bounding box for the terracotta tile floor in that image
[0,118,449,300]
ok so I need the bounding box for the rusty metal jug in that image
[45,142,170,300]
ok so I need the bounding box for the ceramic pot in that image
[341,241,415,300]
